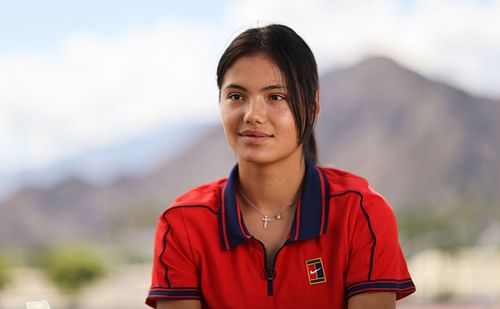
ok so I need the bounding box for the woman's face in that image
[219,53,302,165]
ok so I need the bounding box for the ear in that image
[314,90,321,120]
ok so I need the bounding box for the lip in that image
[238,129,273,144]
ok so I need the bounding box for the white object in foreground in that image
[26,300,51,309]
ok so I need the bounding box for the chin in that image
[237,153,275,165]
[231,143,303,166]
[237,151,301,166]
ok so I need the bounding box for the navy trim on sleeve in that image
[146,287,203,307]
[346,278,416,299]
[149,287,202,298]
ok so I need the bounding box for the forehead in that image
[221,53,285,89]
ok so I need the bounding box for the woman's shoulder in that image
[162,177,228,217]
[318,165,390,206]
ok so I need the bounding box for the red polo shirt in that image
[146,160,415,308]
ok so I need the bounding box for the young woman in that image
[146,24,415,309]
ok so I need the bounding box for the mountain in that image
[316,57,500,206]
[1,56,499,252]
[0,123,209,200]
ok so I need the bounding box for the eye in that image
[228,93,244,101]
[270,94,286,101]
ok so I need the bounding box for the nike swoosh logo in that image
[309,267,321,275]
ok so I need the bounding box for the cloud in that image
[0,19,224,174]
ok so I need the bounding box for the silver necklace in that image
[238,189,298,229]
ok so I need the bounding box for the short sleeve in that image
[146,208,202,308]
[345,192,416,300]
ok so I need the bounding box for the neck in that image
[237,149,306,213]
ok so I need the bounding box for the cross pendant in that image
[262,216,271,229]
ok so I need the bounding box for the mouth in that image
[239,129,272,137]
[238,129,273,143]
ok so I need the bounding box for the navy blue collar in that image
[218,160,331,251]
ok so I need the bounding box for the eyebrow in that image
[224,83,287,92]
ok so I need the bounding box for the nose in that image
[243,96,266,124]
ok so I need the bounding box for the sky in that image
[1,0,499,177]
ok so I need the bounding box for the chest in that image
[198,237,349,309]
[241,205,295,264]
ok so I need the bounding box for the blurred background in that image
[1,0,499,308]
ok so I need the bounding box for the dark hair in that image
[216,24,319,164]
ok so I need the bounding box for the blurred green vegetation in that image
[0,254,12,291]
[39,246,107,295]
[396,195,499,256]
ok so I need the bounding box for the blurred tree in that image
[396,195,498,256]
[0,255,12,291]
[40,246,107,308]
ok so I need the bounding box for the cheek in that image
[276,111,298,140]
[220,107,239,134]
